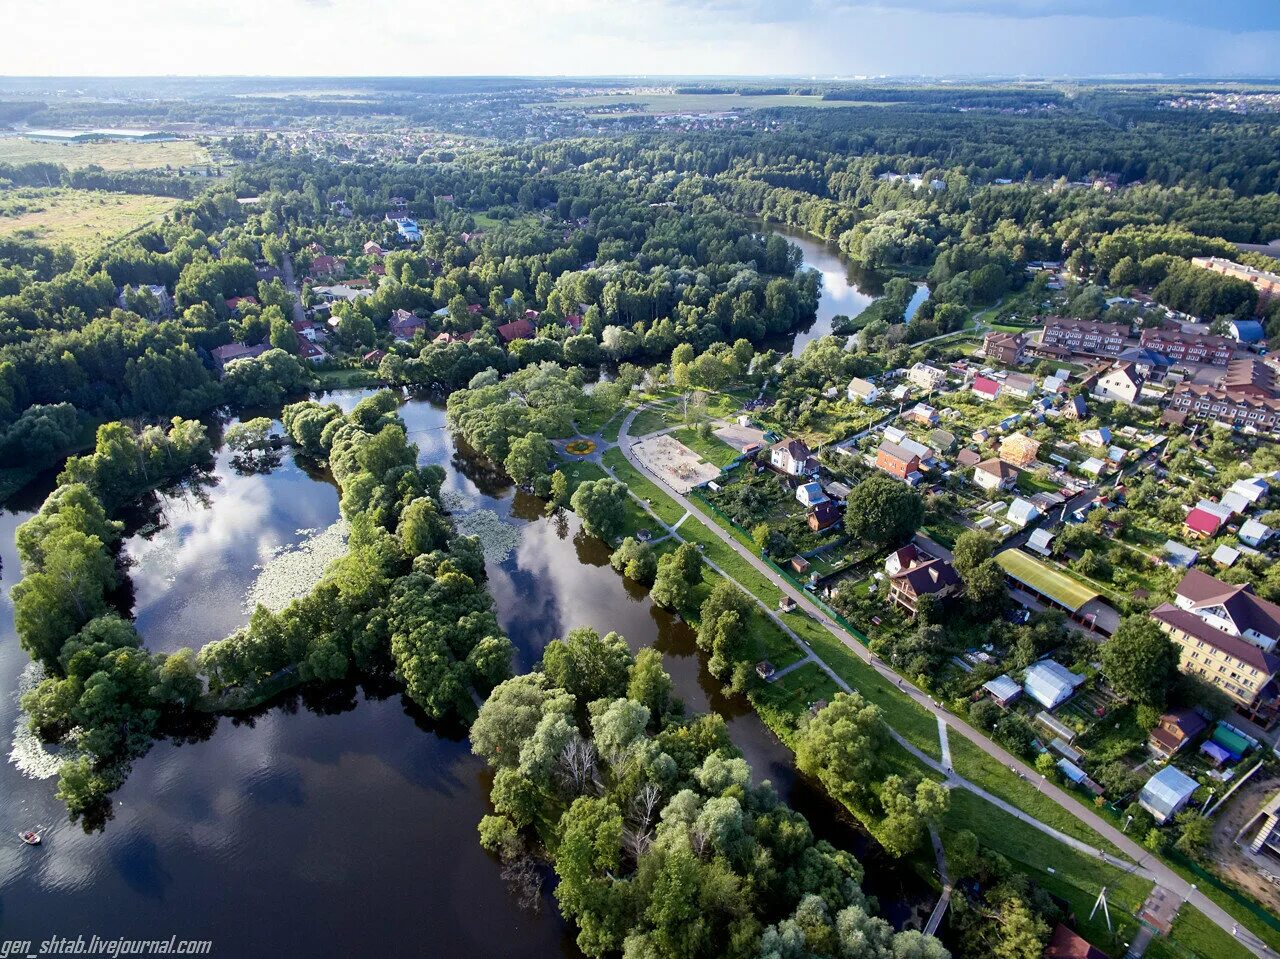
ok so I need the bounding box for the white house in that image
[974,458,1019,492]
[1027,528,1055,556]
[1007,498,1041,527]
[1240,519,1271,548]
[796,482,827,507]
[1091,362,1144,404]
[907,362,948,392]
[847,377,879,404]
[771,438,815,476]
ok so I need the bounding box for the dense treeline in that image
[17,394,512,818]
[472,631,949,959]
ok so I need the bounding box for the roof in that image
[1008,498,1041,523]
[848,377,877,396]
[776,438,810,461]
[889,557,961,596]
[1223,358,1277,396]
[1211,723,1251,758]
[972,375,1001,396]
[1023,660,1085,709]
[878,441,921,465]
[1151,603,1280,673]
[1027,528,1055,554]
[983,674,1022,702]
[956,448,982,467]
[1045,925,1108,959]
[1240,519,1271,543]
[996,549,1100,612]
[496,318,535,343]
[975,457,1018,480]
[1162,708,1209,739]
[797,481,824,497]
[1175,568,1280,639]
[1212,545,1240,567]
[1162,540,1199,568]
[809,500,841,525]
[1141,766,1199,811]
[1184,507,1224,536]
[1231,319,1266,343]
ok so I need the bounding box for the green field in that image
[0,188,182,252]
[541,93,881,114]
[672,427,740,468]
[0,137,212,170]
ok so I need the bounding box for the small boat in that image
[19,829,41,846]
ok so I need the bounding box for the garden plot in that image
[714,422,768,452]
[631,434,721,493]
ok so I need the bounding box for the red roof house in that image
[497,318,535,343]
[309,255,342,277]
[225,296,259,312]
[972,376,1002,400]
[564,313,583,332]
[1184,507,1224,539]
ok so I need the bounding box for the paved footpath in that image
[612,403,1278,959]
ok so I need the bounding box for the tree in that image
[504,431,552,491]
[398,496,449,557]
[951,530,995,577]
[650,542,703,611]
[627,647,674,724]
[570,478,628,542]
[542,627,632,705]
[1173,811,1211,859]
[696,580,754,683]
[795,692,887,806]
[963,558,1008,616]
[547,469,570,515]
[610,537,657,584]
[845,476,924,547]
[1101,615,1180,708]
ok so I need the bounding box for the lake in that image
[0,392,933,956]
[770,227,929,356]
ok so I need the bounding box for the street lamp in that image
[1123,814,1133,833]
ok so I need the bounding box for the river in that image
[769,226,929,357]
[0,394,933,956]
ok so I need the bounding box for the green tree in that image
[1101,615,1180,708]
[845,476,924,547]
[610,536,658,584]
[504,432,552,490]
[795,692,887,807]
[650,542,703,611]
[570,478,628,542]
[542,627,633,705]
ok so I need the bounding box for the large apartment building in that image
[1037,316,1129,357]
[1167,383,1280,434]
[1139,328,1234,367]
[1152,569,1280,723]
[1191,256,1280,307]
[1220,358,1279,399]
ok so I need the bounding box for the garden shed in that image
[1138,766,1199,823]
[1023,660,1084,710]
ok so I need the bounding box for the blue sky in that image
[5,0,1280,77]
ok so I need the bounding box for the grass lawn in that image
[314,366,382,389]
[1149,905,1259,959]
[753,662,841,720]
[0,137,212,170]
[558,458,609,494]
[602,448,687,527]
[672,427,739,468]
[629,407,671,437]
[0,188,181,253]
[948,736,1122,855]
[574,396,623,435]
[944,790,1152,955]
[470,210,538,230]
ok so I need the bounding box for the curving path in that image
[614,402,1277,959]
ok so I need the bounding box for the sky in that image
[4,0,1280,78]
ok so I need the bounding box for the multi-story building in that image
[1220,358,1279,399]
[907,362,948,392]
[1139,328,1234,367]
[770,438,816,476]
[1191,256,1280,307]
[1167,384,1280,434]
[1090,361,1145,404]
[1152,569,1280,723]
[998,432,1040,468]
[983,330,1026,366]
[887,553,961,618]
[875,441,921,481]
[1037,317,1130,357]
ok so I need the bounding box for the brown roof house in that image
[808,500,841,532]
[770,438,817,477]
[974,457,1019,492]
[1148,708,1208,758]
[888,552,961,618]
[1043,924,1108,959]
[1090,362,1145,405]
[875,441,922,482]
[1152,569,1280,721]
[984,330,1026,366]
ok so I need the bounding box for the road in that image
[279,251,309,326]
[615,404,1277,959]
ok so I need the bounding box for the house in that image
[1038,316,1129,357]
[847,377,879,404]
[1063,395,1088,420]
[1003,372,1037,398]
[1240,519,1271,548]
[956,448,982,468]
[1079,457,1107,478]
[1079,427,1112,448]
[1192,256,1280,307]
[388,309,424,342]
[1023,660,1084,709]
[210,342,267,376]
[496,318,536,344]
[1091,362,1145,404]
[928,429,956,453]
[905,403,939,426]
[1138,766,1199,824]
[1044,924,1108,959]
[362,349,387,366]
[983,674,1022,707]
[309,254,343,278]
[1151,569,1280,719]
[1027,528,1055,556]
[297,339,328,363]
[1230,319,1266,345]
[808,500,841,532]
[875,441,922,482]
[1149,709,1209,758]
[388,216,421,242]
[225,295,258,313]
[1228,476,1269,505]
[983,330,1025,366]
[887,554,961,618]
[1140,328,1235,367]
[363,241,385,258]
[1213,545,1240,567]
[796,482,827,507]
[771,438,816,476]
[790,556,811,576]
[1183,507,1224,539]
[971,376,1002,401]
[1007,498,1041,528]
[907,362,948,392]
[885,544,927,576]
[1162,540,1200,569]
[999,432,1040,468]
[1166,383,1280,435]
[974,458,1019,492]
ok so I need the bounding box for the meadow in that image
[0,188,182,252]
[0,137,212,170]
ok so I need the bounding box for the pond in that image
[0,391,934,956]
[769,226,929,357]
